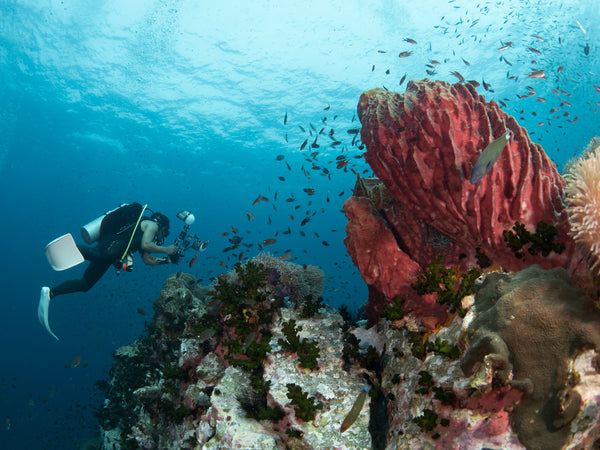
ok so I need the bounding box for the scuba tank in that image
[80,203,144,244]
[80,204,127,244]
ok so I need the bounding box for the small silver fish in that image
[470,130,513,184]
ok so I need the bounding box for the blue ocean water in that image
[0,0,598,448]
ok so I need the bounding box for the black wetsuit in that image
[50,225,145,298]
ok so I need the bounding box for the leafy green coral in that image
[338,304,356,328]
[381,295,405,321]
[503,221,565,259]
[240,377,286,422]
[278,319,321,370]
[225,337,271,371]
[413,408,438,432]
[409,332,428,359]
[428,337,460,359]
[409,333,461,361]
[411,255,480,317]
[286,383,323,422]
[416,370,434,395]
[209,261,269,315]
[432,386,456,406]
[300,295,324,318]
[475,247,491,268]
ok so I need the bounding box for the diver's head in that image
[150,212,170,244]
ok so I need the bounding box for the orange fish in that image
[263,238,277,246]
[279,253,292,260]
[189,254,198,268]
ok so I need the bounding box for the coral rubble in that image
[344,80,578,325]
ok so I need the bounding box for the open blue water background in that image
[0,1,598,448]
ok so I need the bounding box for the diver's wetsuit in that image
[50,226,144,298]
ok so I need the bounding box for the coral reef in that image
[460,265,600,450]
[96,261,600,449]
[96,256,371,449]
[565,137,600,274]
[252,252,325,304]
[377,265,600,450]
[344,80,579,325]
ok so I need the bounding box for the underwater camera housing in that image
[174,210,208,256]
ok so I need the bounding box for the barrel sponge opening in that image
[460,265,600,450]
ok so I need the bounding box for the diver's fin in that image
[45,233,84,271]
[38,287,59,340]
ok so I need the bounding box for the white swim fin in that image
[45,234,84,271]
[38,287,59,340]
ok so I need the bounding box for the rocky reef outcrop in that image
[96,259,600,449]
[377,265,600,450]
[96,255,377,449]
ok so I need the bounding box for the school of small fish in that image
[181,5,597,286]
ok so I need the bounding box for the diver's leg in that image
[77,244,103,261]
[39,244,114,339]
[50,260,112,298]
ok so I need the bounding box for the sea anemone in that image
[565,138,600,273]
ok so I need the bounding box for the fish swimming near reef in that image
[189,254,198,268]
[527,70,546,79]
[470,130,513,184]
[340,386,370,433]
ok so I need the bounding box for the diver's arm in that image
[141,252,169,266]
[140,221,178,254]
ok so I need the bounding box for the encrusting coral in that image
[461,265,600,450]
[565,137,600,274]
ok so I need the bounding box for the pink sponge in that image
[357,80,573,271]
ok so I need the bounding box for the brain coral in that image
[565,137,600,274]
[460,265,600,450]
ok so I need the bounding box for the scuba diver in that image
[38,203,181,340]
